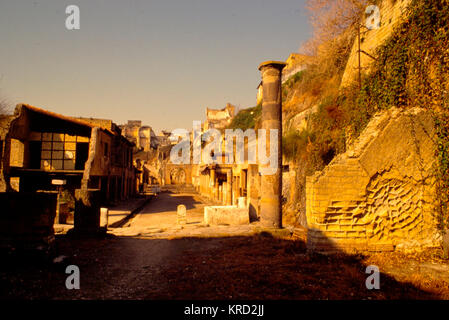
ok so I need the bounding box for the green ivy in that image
[291,0,449,232]
[226,104,262,131]
[352,0,449,232]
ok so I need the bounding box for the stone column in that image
[210,168,216,199]
[248,164,260,221]
[215,178,219,201]
[226,170,232,205]
[202,175,205,194]
[222,182,227,204]
[235,176,241,199]
[233,175,239,205]
[258,61,286,228]
[74,189,102,234]
[210,168,216,187]
[207,174,211,198]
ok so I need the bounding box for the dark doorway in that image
[75,142,89,170]
[29,141,42,169]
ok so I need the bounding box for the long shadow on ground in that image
[1,232,448,300]
[137,193,202,215]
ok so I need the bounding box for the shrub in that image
[226,104,262,131]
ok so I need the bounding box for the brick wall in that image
[306,107,440,253]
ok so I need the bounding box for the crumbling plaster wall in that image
[0,111,28,192]
[306,107,439,252]
[89,129,111,177]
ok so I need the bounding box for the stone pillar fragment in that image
[100,207,109,228]
[210,168,216,187]
[222,182,227,204]
[258,60,286,228]
[215,178,219,201]
[248,164,260,221]
[177,204,187,225]
[74,189,102,234]
[226,170,232,205]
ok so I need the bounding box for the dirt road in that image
[130,191,206,228]
[2,191,449,300]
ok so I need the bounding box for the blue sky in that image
[0,0,311,132]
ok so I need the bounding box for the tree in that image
[298,0,369,84]
[302,0,368,55]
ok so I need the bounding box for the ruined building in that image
[0,104,137,245]
[204,103,236,131]
[119,120,158,152]
[193,62,286,227]
[300,0,441,252]
[193,145,261,222]
[306,107,439,252]
[145,103,239,190]
[1,104,136,200]
[281,53,309,84]
[117,120,162,191]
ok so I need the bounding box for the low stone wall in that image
[306,107,440,253]
[0,192,57,249]
[204,206,249,226]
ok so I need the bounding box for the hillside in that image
[280,0,449,237]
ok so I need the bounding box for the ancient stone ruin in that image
[177,204,187,225]
[306,107,439,252]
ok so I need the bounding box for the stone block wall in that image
[204,205,250,226]
[306,107,440,252]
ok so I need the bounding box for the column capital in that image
[258,60,287,71]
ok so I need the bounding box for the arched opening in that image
[170,168,186,185]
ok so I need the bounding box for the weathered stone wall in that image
[341,0,411,88]
[204,103,235,130]
[165,163,193,185]
[281,53,309,83]
[204,205,249,226]
[247,164,260,221]
[0,192,57,248]
[119,120,157,151]
[0,115,17,192]
[306,107,439,252]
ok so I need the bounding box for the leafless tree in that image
[298,0,369,79]
[301,0,368,56]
